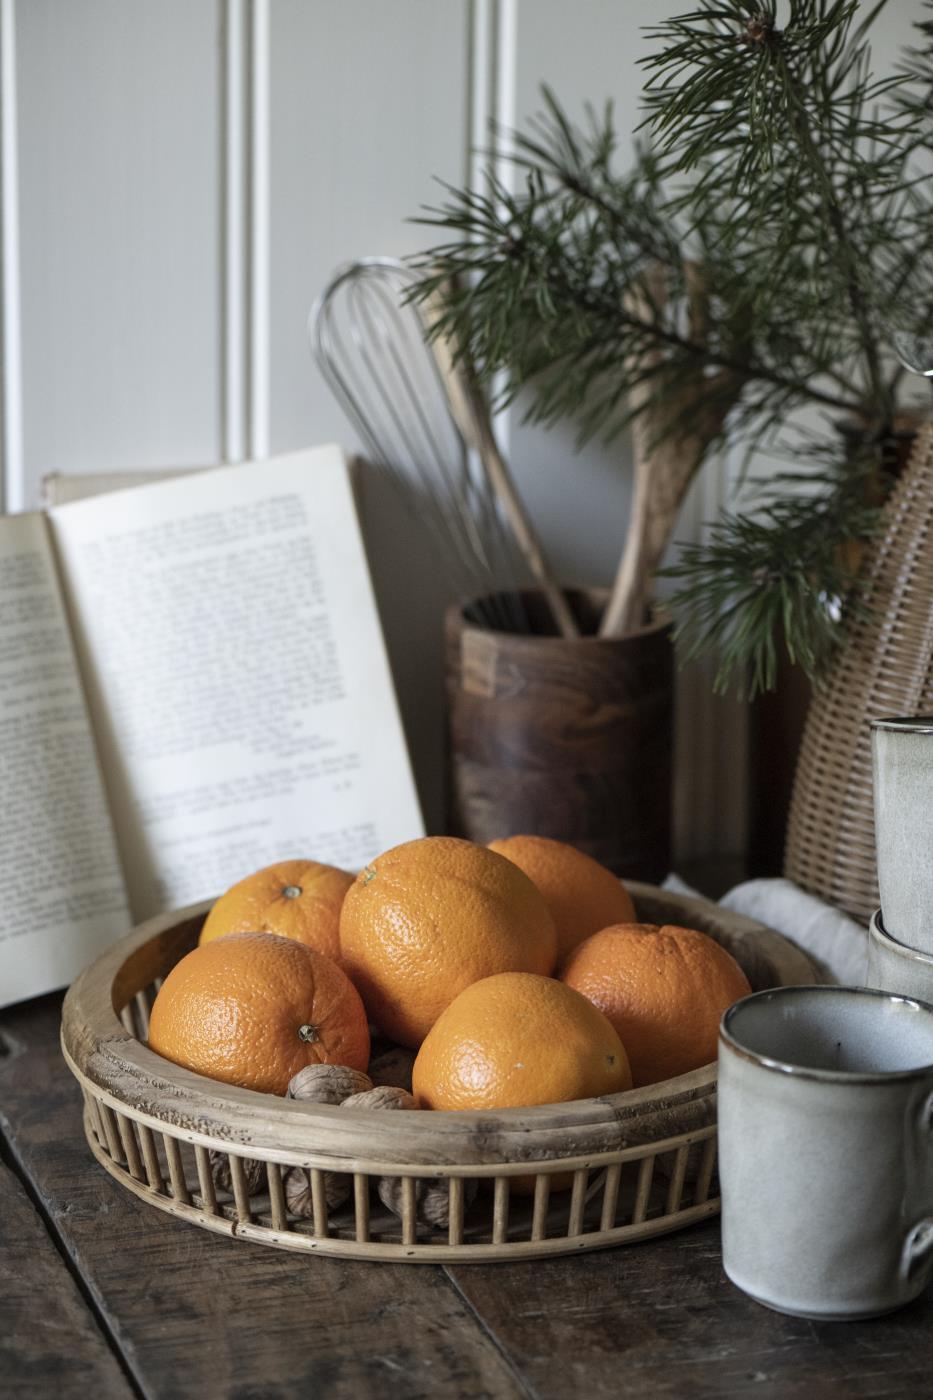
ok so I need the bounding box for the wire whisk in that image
[309,258,577,637]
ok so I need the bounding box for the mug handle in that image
[900,1091,933,1285]
[902,1220,933,1284]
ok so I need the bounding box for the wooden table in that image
[3,992,932,1399]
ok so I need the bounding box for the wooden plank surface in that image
[445,1236,933,1399]
[3,992,933,1399]
[0,1158,132,1398]
[0,995,524,1400]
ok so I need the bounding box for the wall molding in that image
[468,0,491,188]
[0,0,23,512]
[469,0,516,461]
[248,0,270,460]
[222,0,248,464]
[221,0,269,465]
[493,0,517,169]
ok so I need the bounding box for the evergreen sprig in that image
[410,1,933,695]
[665,444,882,695]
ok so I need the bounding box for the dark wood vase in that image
[444,590,674,881]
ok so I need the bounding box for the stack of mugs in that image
[867,717,933,1000]
[713,721,933,1321]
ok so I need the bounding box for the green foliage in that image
[410,0,933,696]
[664,443,882,696]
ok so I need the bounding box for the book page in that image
[42,467,192,507]
[0,514,130,1009]
[49,447,424,919]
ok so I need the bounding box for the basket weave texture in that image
[61,887,817,1263]
[785,422,933,925]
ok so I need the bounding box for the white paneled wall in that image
[268,0,471,453]
[2,0,915,857]
[12,0,222,501]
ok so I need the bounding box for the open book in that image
[0,446,424,1008]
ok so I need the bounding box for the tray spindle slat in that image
[309,1170,329,1237]
[632,1154,655,1224]
[133,990,151,1040]
[400,1177,417,1246]
[89,1099,111,1158]
[695,1136,717,1204]
[568,1168,588,1237]
[115,1113,144,1182]
[267,1162,287,1232]
[492,1177,509,1244]
[127,1000,143,1040]
[163,1133,190,1204]
[194,1145,217,1215]
[664,1145,690,1217]
[353,1173,370,1243]
[97,1101,124,1163]
[447,1177,465,1246]
[599,1162,622,1232]
[228,1154,252,1223]
[531,1174,551,1242]
[118,1003,135,1035]
[84,1092,105,1148]
[136,1123,164,1193]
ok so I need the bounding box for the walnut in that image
[286,1063,372,1104]
[282,1064,371,1219]
[367,1047,416,1093]
[337,1080,473,1231]
[377,1175,479,1231]
[283,1164,350,1214]
[341,1085,416,1111]
[209,1150,266,1197]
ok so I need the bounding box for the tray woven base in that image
[62,885,817,1262]
[77,1097,720,1262]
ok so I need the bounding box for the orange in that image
[148,932,369,1095]
[199,859,354,963]
[561,923,751,1087]
[412,971,632,1111]
[338,836,558,1049]
[488,834,636,963]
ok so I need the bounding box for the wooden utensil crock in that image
[445,590,673,879]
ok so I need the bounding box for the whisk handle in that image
[425,303,579,640]
[473,413,580,640]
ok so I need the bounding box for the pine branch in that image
[641,1,913,418]
[664,446,882,698]
[408,1,933,692]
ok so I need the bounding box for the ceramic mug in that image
[718,985,933,1320]
[867,908,933,1003]
[872,716,933,954]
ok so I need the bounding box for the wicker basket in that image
[61,884,817,1262]
[785,422,933,925]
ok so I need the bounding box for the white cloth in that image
[722,878,868,985]
[662,873,869,986]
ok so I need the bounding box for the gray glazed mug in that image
[872,716,933,954]
[867,908,933,1003]
[719,985,933,1320]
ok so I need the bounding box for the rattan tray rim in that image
[61,883,818,1168]
[60,882,819,1261]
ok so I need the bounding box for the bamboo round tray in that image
[61,883,818,1262]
